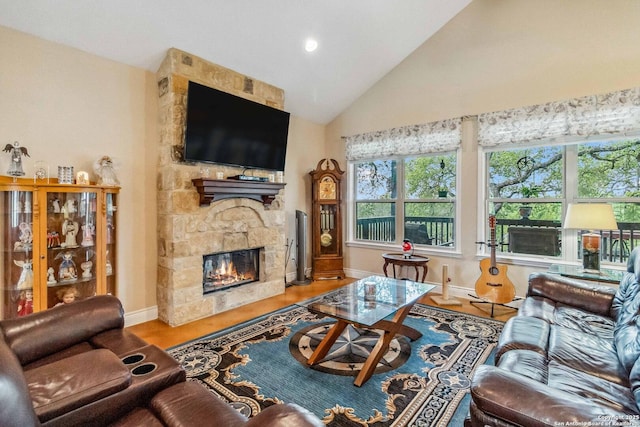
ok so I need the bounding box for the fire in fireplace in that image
[203,248,261,294]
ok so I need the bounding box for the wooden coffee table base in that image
[306,301,422,387]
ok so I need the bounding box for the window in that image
[485,138,640,265]
[353,152,457,249]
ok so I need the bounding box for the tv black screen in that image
[184,81,290,171]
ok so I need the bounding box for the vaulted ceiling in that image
[0,0,471,124]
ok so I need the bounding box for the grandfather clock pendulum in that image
[310,158,345,280]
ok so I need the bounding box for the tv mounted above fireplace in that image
[183,81,290,172]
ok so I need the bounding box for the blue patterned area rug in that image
[168,303,503,426]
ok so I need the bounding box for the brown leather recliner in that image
[0,295,322,427]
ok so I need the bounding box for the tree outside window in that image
[485,138,640,264]
[354,153,457,248]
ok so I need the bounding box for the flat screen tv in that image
[184,81,290,171]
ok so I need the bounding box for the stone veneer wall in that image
[156,48,287,326]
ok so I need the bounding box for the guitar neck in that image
[489,227,497,267]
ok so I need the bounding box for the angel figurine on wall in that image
[3,141,30,178]
[93,155,119,186]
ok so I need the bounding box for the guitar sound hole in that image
[489,266,499,275]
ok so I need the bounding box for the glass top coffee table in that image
[297,275,435,386]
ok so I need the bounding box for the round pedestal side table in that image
[382,253,430,283]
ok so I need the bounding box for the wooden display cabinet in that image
[0,176,119,320]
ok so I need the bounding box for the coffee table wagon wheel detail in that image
[300,276,435,386]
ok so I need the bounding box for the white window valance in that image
[344,118,462,161]
[478,87,640,147]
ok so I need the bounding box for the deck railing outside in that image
[355,216,640,263]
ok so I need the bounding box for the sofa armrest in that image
[0,295,125,365]
[471,365,634,426]
[244,404,324,427]
[527,272,616,316]
[0,338,41,427]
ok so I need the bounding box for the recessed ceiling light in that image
[305,38,318,52]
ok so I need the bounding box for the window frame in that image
[480,136,640,267]
[346,150,462,255]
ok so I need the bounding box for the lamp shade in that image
[563,203,618,230]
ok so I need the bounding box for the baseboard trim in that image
[124,305,158,327]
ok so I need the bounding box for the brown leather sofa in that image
[0,294,323,427]
[467,247,640,426]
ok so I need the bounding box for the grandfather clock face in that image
[318,176,336,200]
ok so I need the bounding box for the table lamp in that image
[563,203,618,272]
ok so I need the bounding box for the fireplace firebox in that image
[203,248,261,294]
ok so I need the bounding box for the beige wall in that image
[0,25,327,320]
[284,117,326,277]
[0,25,159,315]
[327,0,640,296]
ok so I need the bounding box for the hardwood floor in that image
[126,278,517,349]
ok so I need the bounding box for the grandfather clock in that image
[310,159,345,280]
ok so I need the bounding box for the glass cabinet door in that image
[45,191,97,308]
[105,192,117,296]
[1,190,34,320]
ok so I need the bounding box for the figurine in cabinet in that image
[14,222,33,251]
[81,222,95,247]
[14,259,33,290]
[52,198,61,213]
[47,231,61,248]
[81,261,92,279]
[55,286,79,306]
[57,252,77,282]
[61,219,79,248]
[61,199,76,218]
[16,289,33,316]
[47,267,57,284]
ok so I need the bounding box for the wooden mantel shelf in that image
[192,178,286,206]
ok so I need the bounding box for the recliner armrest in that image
[25,349,131,423]
[527,272,615,316]
[471,365,632,426]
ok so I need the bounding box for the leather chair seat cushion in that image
[548,360,639,414]
[549,325,628,386]
[496,349,548,384]
[25,349,131,422]
[553,306,614,337]
[495,316,549,363]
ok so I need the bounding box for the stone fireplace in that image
[156,49,287,326]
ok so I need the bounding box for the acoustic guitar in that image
[474,215,516,304]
